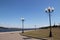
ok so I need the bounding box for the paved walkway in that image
[0,31,41,40]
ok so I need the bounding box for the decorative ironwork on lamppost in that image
[21,17,24,33]
[45,6,54,37]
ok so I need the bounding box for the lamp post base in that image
[49,31,52,37]
[22,31,24,33]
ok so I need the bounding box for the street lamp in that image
[35,25,36,31]
[45,6,54,37]
[21,17,24,33]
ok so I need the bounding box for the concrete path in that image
[0,31,41,40]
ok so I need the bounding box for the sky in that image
[0,0,60,28]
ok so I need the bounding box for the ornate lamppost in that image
[21,17,24,33]
[45,6,54,37]
[35,25,36,31]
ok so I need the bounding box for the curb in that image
[21,34,48,40]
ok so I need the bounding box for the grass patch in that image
[21,28,60,40]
